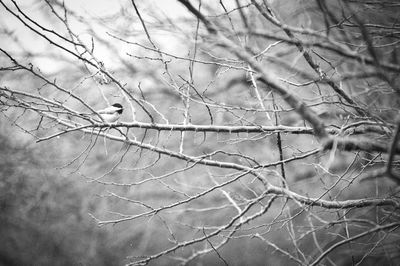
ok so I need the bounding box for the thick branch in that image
[323,136,400,154]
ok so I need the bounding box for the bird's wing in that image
[97,106,119,114]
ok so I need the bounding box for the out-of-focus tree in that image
[1,0,400,265]
[0,125,123,265]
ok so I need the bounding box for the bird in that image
[80,103,124,123]
[97,103,124,123]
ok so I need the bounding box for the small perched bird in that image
[96,103,124,123]
[80,103,124,123]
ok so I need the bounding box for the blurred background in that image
[1,0,400,265]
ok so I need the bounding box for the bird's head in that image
[112,103,124,114]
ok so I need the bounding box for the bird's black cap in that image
[112,103,123,114]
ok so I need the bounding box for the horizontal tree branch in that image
[34,118,396,155]
[322,136,400,154]
[269,186,399,209]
